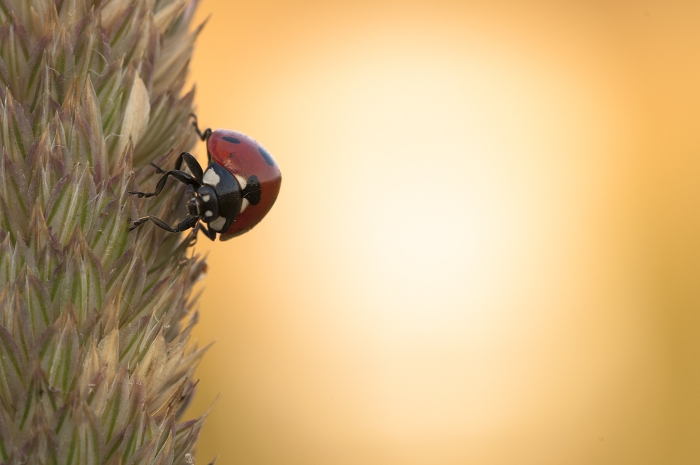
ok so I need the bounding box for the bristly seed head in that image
[0,0,211,463]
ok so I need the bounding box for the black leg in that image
[130,169,201,198]
[129,214,199,233]
[187,222,201,246]
[174,152,204,183]
[201,222,217,241]
[176,215,199,232]
[190,113,212,142]
[150,162,166,174]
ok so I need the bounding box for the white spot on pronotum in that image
[201,194,211,202]
[234,174,247,190]
[203,168,220,186]
[240,198,250,213]
[205,210,213,218]
[210,216,226,231]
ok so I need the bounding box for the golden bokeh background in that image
[184,1,700,463]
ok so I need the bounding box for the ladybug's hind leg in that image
[190,113,212,142]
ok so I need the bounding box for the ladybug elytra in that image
[129,116,281,241]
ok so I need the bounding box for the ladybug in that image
[129,115,281,241]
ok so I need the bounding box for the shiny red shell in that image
[207,129,281,240]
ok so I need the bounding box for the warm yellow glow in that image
[184,1,700,463]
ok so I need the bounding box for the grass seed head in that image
[0,0,209,462]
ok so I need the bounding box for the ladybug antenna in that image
[190,113,212,141]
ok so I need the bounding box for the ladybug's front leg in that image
[173,152,204,183]
[187,222,201,246]
[200,222,217,241]
[129,214,198,233]
[185,221,216,246]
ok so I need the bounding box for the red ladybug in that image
[129,116,281,241]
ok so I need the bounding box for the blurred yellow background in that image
[184,1,700,463]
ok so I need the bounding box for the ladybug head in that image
[186,185,220,222]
